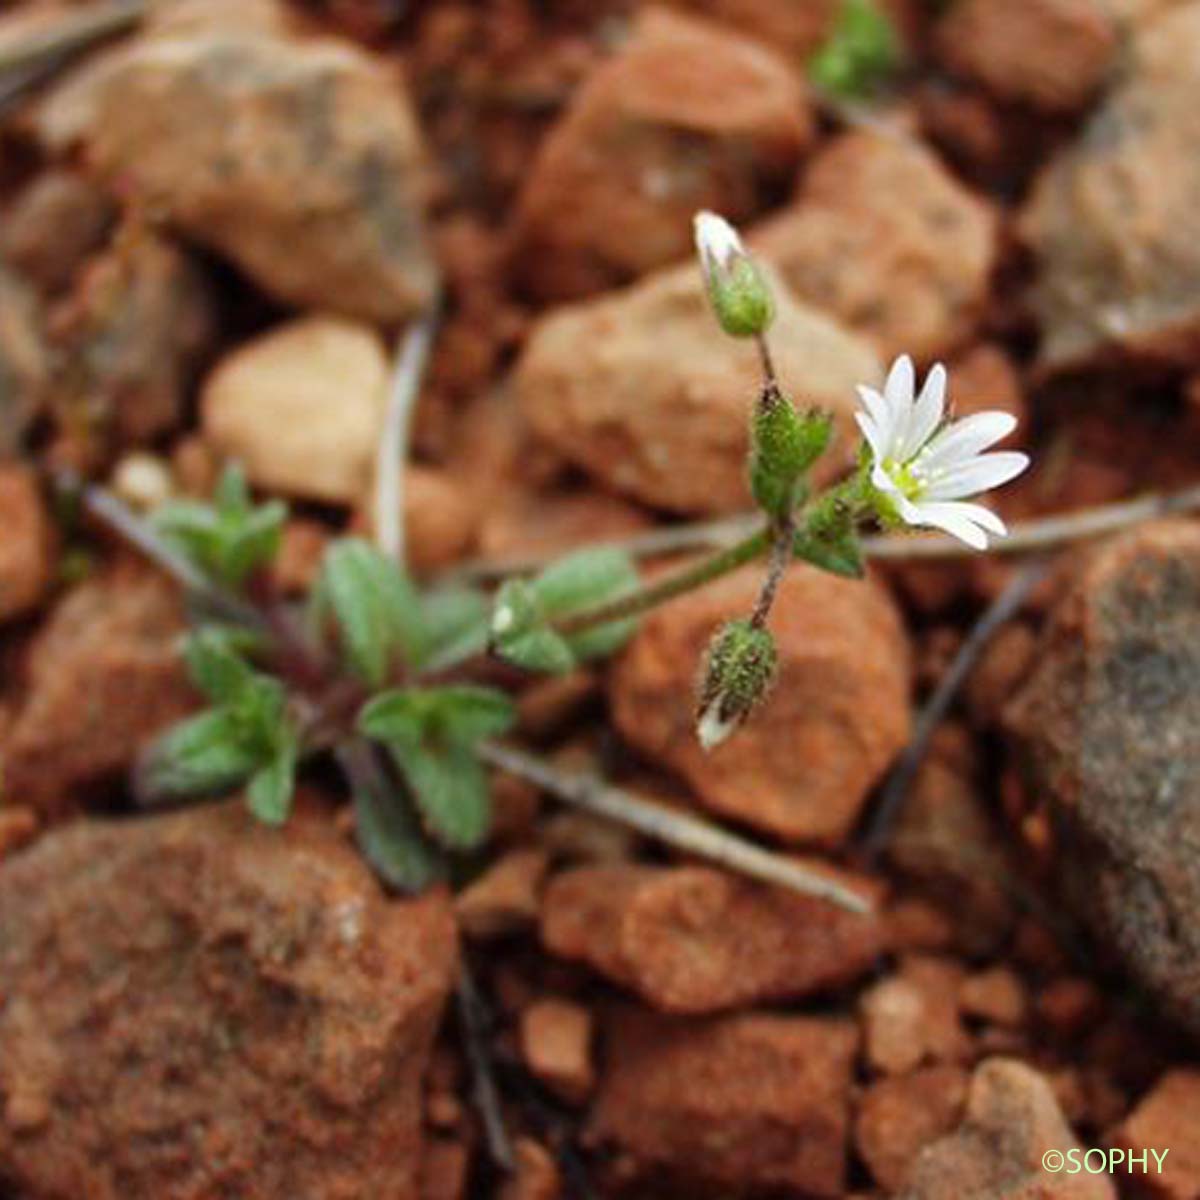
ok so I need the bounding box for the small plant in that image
[133,211,1027,898]
[808,0,903,101]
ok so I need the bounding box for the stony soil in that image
[3,0,1200,1197]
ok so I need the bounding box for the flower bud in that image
[695,619,778,751]
[750,387,833,517]
[693,211,774,339]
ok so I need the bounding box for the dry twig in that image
[478,741,872,914]
[374,306,440,566]
[861,559,1052,858]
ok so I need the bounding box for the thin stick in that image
[479,741,872,914]
[860,559,1052,859]
[374,306,440,567]
[443,482,1200,584]
[862,482,1200,561]
[443,512,760,585]
[0,0,144,78]
[456,960,516,1173]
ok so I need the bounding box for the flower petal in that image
[920,411,1017,471]
[855,384,887,427]
[925,451,1030,501]
[907,500,991,549]
[883,355,915,418]
[693,210,742,272]
[855,412,888,464]
[898,363,946,460]
[923,500,1007,536]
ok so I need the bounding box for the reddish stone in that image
[0,805,458,1199]
[517,260,880,516]
[0,170,115,295]
[518,997,595,1104]
[541,862,881,1012]
[455,849,549,940]
[935,0,1118,111]
[905,1058,1116,1199]
[753,130,998,362]
[611,563,909,844]
[498,1138,561,1200]
[1107,1070,1200,1199]
[856,1066,970,1192]
[62,8,437,322]
[588,1009,857,1197]
[0,463,55,623]
[49,229,214,446]
[1,563,198,817]
[513,6,811,300]
[959,966,1029,1028]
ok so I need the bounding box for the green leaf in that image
[359,685,516,749]
[215,462,251,514]
[228,674,289,749]
[216,499,286,587]
[391,742,491,849]
[322,539,425,686]
[535,547,639,661]
[532,547,639,618]
[153,466,287,590]
[184,627,255,703]
[808,0,901,100]
[358,688,429,749]
[353,767,443,891]
[490,549,641,672]
[246,729,298,826]
[137,709,262,801]
[427,686,516,743]
[794,526,865,579]
[496,627,577,674]
[419,587,489,669]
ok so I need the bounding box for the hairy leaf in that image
[322,539,425,686]
[353,764,443,891]
[246,729,298,826]
[137,709,262,801]
[392,742,491,849]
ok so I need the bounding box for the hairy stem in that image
[750,518,793,629]
[478,741,873,914]
[552,526,770,637]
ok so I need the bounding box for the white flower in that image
[693,210,744,278]
[855,355,1029,550]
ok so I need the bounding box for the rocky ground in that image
[2,0,1200,1197]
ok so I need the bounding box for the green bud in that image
[750,388,833,518]
[695,619,778,751]
[694,211,775,339]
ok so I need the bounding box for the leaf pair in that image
[358,685,516,850]
[490,547,640,675]
[138,628,299,823]
[154,464,286,590]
